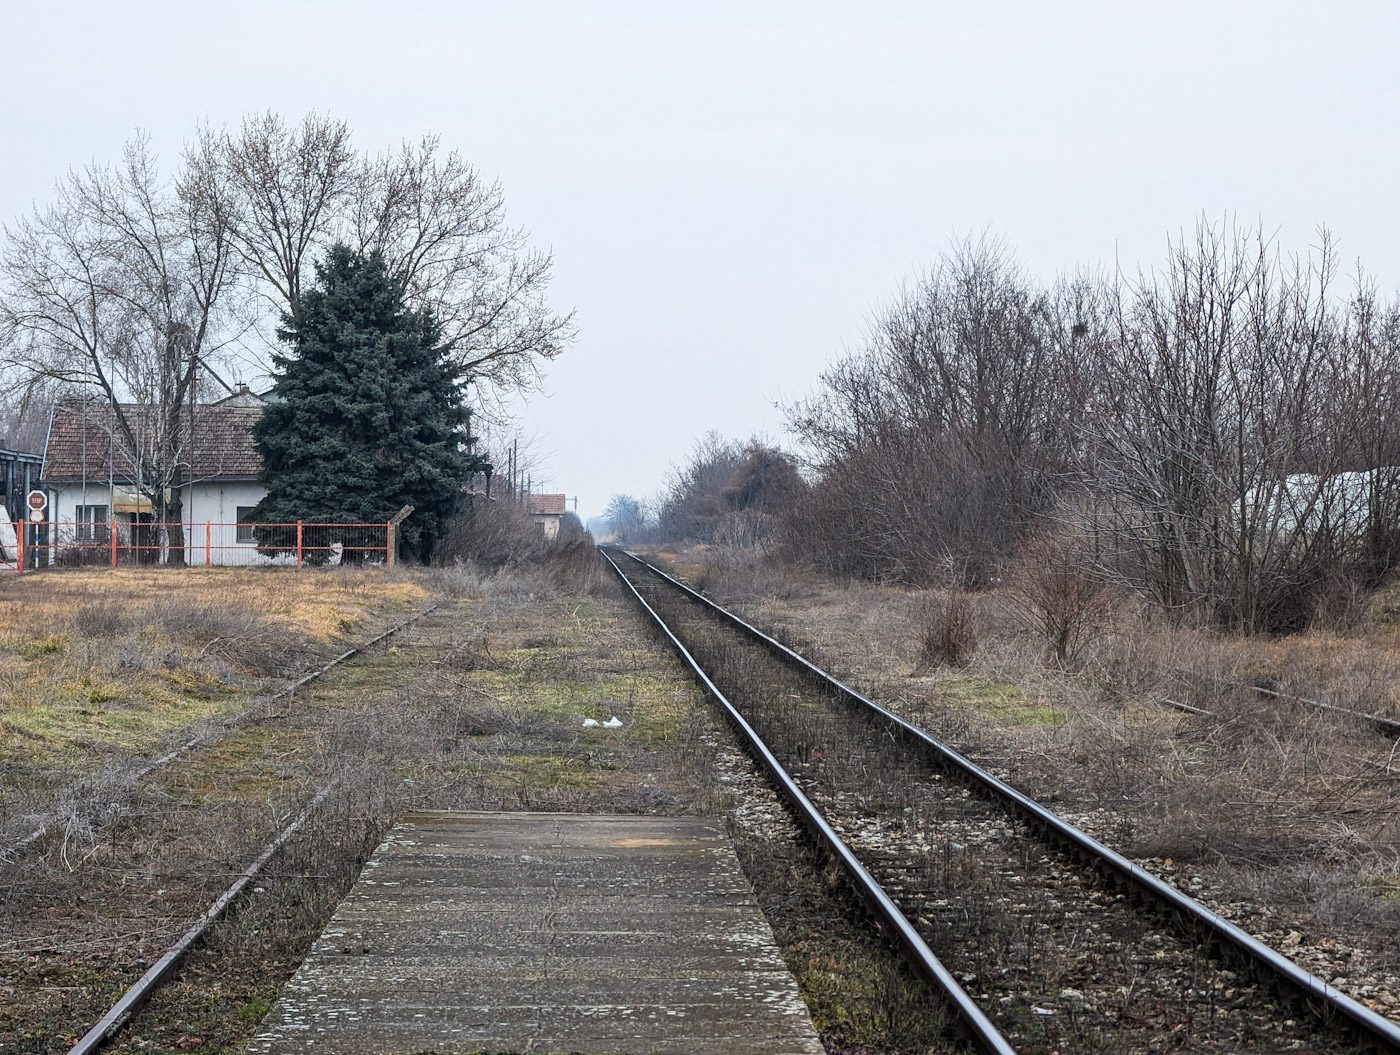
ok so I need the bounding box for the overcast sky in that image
[2,2,1397,519]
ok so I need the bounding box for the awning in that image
[111,486,154,514]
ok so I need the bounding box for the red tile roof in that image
[526,493,567,516]
[43,401,263,482]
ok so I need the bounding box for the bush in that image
[915,594,978,669]
[1004,534,1113,667]
[435,494,548,567]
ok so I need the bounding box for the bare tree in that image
[785,221,1400,629]
[655,432,747,542]
[0,381,57,452]
[189,112,574,399]
[603,493,650,544]
[786,236,1066,584]
[0,133,234,562]
[1047,219,1400,632]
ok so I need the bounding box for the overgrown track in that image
[1249,683,1400,738]
[64,784,337,1055]
[603,547,1400,1055]
[0,604,438,862]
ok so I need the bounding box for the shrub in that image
[435,493,548,568]
[915,594,978,669]
[1004,534,1113,667]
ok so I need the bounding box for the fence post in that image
[110,520,118,568]
[385,506,413,567]
[206,521,212,567]
[17,520,24,574]
[296,520,303,569]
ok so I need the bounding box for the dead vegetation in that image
[653,543,1400,1021]
[0,567,429,841]
[2,548,955,1054]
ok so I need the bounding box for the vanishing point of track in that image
[602,546,1400,1055]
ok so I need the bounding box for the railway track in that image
[603,547,1400,1055]
[18,602,452,1051]
[65,783,338,1055]
[0,603,438,862]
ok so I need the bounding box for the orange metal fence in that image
[0,520,393,571]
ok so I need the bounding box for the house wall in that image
[50,484,114,528]
[48,481,266,525]
[531,513,561,541]
[45,480,270,567]
[185,481,266,524]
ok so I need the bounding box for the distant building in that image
[1,446,44,566]
[525,493,568,540]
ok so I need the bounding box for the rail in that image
[601,547,1015,1054]
[65,784,338,1055]
[606,547,1400,1054]
[1,604,438,862]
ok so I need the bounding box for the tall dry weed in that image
[915,594,978,670]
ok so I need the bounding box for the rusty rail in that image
[65,784,337,1055]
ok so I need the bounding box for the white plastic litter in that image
[581,718,599,727]
[602,716,623,728]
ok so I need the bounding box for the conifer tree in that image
[250,245,482,562]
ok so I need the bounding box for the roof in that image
[526,493,567,516]
[43,400,264,482]
[0,447,44,466]
[211,386,270,409]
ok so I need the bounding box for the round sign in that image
[29,509,44,523]
[26,489,46,512]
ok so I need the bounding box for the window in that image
[236,506,256,543]
[75,505,110,541]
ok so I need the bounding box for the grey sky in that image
[2,2,1396,519]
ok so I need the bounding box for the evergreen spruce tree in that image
[250,245,482,562]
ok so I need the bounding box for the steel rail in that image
[1,604,437,862]
[611,548,1400,1054]
[600,548,1017,1055]
[1250,684,1400,738]
[66,782,338,1055]
[1160,698,1399,776]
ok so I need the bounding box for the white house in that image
[40,392,269,565]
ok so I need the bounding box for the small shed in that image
[1,445,45,523]
[1,446,44,566]
[525,493,568,540]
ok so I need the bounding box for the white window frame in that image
[235,506,256,544]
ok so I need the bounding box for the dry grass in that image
[0,567,428,818]
[0,551,772,1053]
[669,543,1400,994]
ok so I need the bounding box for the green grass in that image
[17,633,70,658]
[939,676,1063,726]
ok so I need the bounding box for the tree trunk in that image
[166,489,186,566]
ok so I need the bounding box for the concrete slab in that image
[247,812,824,1054]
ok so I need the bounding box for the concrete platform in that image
[247,811,824,1054]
